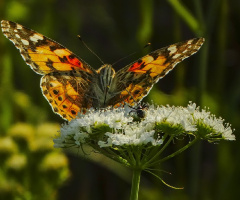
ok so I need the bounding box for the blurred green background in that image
[0,0,240,199]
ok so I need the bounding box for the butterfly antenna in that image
[112,52,136,66]
[143,42,151,48]
[112,42,151,66]
[77,35,105,65]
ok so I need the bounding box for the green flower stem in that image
[130,169,142,200]
[117,148,132,164]
[134,146,143,165]
[142,133,169,164]
[93,145,129,166]
[105,147,128,161]
[128,148,137,166]
[107,150,130,165]
[143,135,174,167]
[159,137,199,163]
[155,135,174,156]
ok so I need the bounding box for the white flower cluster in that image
[186,103,235,141]
[144,104,197,132]
[53,102,235,149]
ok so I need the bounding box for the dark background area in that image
[0,0,240,199]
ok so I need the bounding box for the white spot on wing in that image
[168,45,177,55]
[34,33,44,40]
[17,24,23,29]
[15,34,20,38]
[172,53,181,59]
[30,33,44,42]
[2,27,10,32]
[187,39,193,44]
[1,21,10,28]
[21,39,29,45]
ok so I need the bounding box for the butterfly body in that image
[95,64,117,107]
[1,20,205,121]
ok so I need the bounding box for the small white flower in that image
[54,102,234,150]
[186,102,197,113]
[99,125,162,147]
[98,137,113,148]
[188,102,235,141]
[222,126,235,140]
[144,104,196,133]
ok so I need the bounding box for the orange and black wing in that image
[111,38,205,106]
[1,20,97,120]
[41,70,94,121]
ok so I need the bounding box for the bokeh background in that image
[0,0,240,199]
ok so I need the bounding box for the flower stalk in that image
[130,169,142,200]
[159,136,199,163]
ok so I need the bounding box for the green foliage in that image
[0,123,69,200]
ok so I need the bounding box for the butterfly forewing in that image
[110,37,205,106]
[1,20,97,120]
[1,20,95,75]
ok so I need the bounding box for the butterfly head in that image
[97,64,115,75]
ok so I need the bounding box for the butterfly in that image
[1,20,204,121]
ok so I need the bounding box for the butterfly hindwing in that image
[41,70,94,121]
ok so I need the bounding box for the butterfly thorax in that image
[92,64,116,107]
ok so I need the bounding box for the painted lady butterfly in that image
[1,20,204,121]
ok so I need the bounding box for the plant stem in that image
[160,137,199,163]
[143,135,174,167]
[130,169,142,200]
